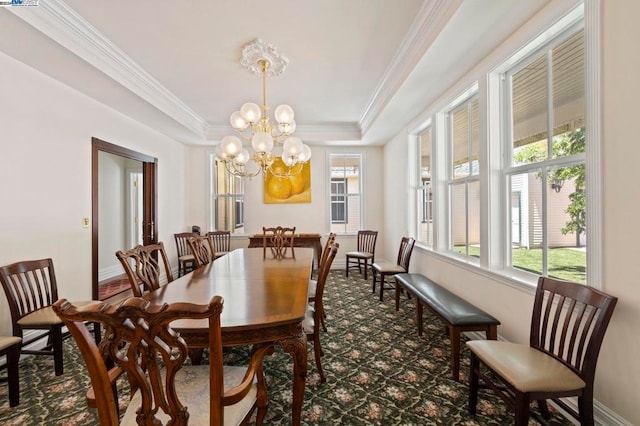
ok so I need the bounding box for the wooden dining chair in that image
[52,295,271,425]
[308,232,336,332]
[262,226,296,259]
[0,258,99,376]
[207,230,231,258]
[345,230,378,280]
[303,242,339,383]
[372,236,416,301]
[0,336,21,407]
[174,232,197,276]
[188,234,216,268]
[115,241,174,297]
[467,276,618,425]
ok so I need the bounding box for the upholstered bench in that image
[394,273,500,381]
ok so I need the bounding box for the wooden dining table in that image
[144,247,313,425]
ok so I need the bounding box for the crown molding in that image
[359,0,462,136]
[8,0,208,138]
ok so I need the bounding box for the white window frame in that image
[328,153,363,234]
[209,154,245,234]
[405,3,601,289]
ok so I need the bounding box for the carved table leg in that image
[278,333,307,426]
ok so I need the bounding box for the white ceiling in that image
[0,0,550,146]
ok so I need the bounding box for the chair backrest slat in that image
[53,296,225,425]
[188,235,215,268]
[530,277,617,383]
[0,259,58,332]
[207,231,231,253]
[313,243,339,324]
[116,242,174,297]
[174,232,197,258]
[396,237,416,270]
[356,230,378,255]
[262,226,296,259]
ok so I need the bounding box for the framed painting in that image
[264,158,311,204]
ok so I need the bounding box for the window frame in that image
[209,154,245,234]
[328,153,363,234]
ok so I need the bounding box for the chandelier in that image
[216,39,311,179]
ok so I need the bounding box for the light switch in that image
[82,217,89,228]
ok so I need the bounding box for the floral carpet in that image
[0,270,571,425]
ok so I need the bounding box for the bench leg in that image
[449,326,461,381]
[486,325,497,340]
[416,301,424,336]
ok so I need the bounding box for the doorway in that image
[92,138,157,300]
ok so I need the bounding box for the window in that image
[329,154,362,233]
[447,96,480,260]
[416,128,433,246]
[330,178,347,223]
[210,156,244,234]
[504,29,586,283]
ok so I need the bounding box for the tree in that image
[513,128,586,245]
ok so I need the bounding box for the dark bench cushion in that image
[396,273,500,327]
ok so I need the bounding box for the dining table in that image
[144,247,313,425]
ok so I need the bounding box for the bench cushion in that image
[396,273,500,327]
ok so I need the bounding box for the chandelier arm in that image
[223,159,263,179]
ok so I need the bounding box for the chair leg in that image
[514,392,530,426]
[52,325,64,376]
[363,260,368,280]
[313,333,326,383]
[578,393,595,426]
[468,353,479,415]
[379,274,386,301]
[372,270,377,293]
[6,343,20,407]
[537,400,550,419]
[345,257,349,277]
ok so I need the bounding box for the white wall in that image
[0,51,188,335]
[185,145,385,266]
[382,1,639,424]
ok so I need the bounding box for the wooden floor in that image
[97,274,132,301]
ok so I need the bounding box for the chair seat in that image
[345,251,373,259]
[121,365,257,426]
[467,340,585,393]
[302,305,315,334]
[179,254,195,262]
[372,261,406,274]
[0,336,21,351]
[18,301,99,326]
[308,279,317,298]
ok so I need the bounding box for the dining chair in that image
[115,241,174,297]
[188,234,216,268]
[207,230,231,259]
[345,230,378,280]
[0,258,99,376]
[303,242,339,383]
[372,236,416,301]
[52,295,271,425]
[467,276,618,426]
[308,232,336,332]
[174,232,197,276]
[262,226,296,259]
[0,336,21,406]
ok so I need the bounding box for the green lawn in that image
[453,246,586,283]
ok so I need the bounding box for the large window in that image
[448,96,480,260]
[416,128,433,246]
[210,156,244,234]
[505,29,586,283]
[329,154,362,233]
[407,7,590,287]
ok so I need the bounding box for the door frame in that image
[91,137,158,300]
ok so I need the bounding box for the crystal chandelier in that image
[216,39,311,179]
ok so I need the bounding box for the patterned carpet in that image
[0,270,571,425]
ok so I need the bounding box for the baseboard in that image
[463,332,631,425]
[98,264,124,282]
